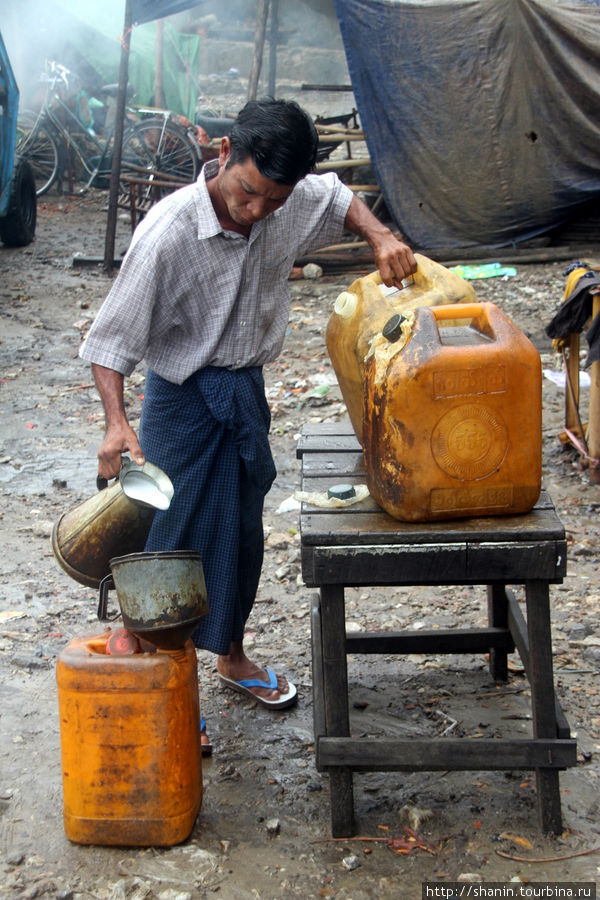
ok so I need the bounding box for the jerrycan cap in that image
[327,483,356,501]
[382,313,405,343]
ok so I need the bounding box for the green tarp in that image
[1,0,205,120]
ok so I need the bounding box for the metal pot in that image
[98,550,209,650]
[52,459,174,588]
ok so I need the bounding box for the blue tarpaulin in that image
[131,1,205,25]
[333,0,600,249]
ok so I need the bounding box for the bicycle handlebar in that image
[40,61,71,90]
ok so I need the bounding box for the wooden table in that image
[297,422,576,837]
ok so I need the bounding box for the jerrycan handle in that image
[431,302,487,323]
[97,574,120,622]
[430,303,494,339]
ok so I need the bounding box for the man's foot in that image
[217,646,297,709]
[218,667,297,709]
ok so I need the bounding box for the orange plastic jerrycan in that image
[363,302,542,522]
[326,254,477,442]
[56,631,202,846]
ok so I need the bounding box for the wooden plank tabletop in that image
[298,424,565,547]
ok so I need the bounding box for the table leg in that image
[487,584,508,681]
[320,583,354,836]
[310,599,326,753]
[526,580,563,834]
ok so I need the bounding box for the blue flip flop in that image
[218,668,297,709]
[200,716,212,757]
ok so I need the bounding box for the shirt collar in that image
[194,157,284,243]
[195,159,224,240]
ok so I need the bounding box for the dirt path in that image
[1,194,599,898]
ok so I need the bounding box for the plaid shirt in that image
[80,159,353,384]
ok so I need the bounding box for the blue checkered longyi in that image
[138,366,277,655]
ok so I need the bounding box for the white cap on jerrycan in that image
[333,291,359,318]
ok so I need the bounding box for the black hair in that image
[227,98,318,185]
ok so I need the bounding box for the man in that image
[80,99,416,735]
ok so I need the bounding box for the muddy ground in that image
[1,190,600,900]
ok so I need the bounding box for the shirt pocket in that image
[261,252,294,290]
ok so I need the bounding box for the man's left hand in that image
[372,232,417,290]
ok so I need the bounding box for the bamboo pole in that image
[564,333,581,439]
[104,0,132,272]
[155,19,165,107]
[248,0,270,101]
[316,157,371,171]
[588,293,600,483]
[315,123,362,134]
[268,0,278,97]
[316,133,366,143]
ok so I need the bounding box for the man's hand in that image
[370,230,416,290]
[98,423,145,481]
[343,194,417,290]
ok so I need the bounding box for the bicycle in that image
[16,61,203,198]
[119,107,204,208]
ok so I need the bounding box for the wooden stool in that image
[297,423,576,837]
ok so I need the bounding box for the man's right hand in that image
[97,423,145,481]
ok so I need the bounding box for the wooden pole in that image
[104,0,133,272]
[248,0,270,101]
[268,0,279,97]
[564,333,581,439]
[155,18,165,108]
[588,293,600,483]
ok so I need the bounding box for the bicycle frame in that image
[31,63,136,192]
[22,63,203,198]
[42,97,115,191]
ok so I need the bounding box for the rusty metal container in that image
[97,551,209,650]
[52,460,173,588]
[56,630,202,846]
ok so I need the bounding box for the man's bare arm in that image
[92,363,145,479]
[344,194,416,289]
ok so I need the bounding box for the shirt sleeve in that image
[79,236,161,375]
[292,173,353,258]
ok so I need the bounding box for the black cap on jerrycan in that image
[382,313,405,343]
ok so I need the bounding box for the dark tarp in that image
[333,0,600,250]
[131,0,204,25]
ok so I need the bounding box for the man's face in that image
[215,138,296,229]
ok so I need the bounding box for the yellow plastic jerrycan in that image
[362,302,542,522]
[326,254,477,442]
[56,631,203,846]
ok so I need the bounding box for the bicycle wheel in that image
[121,118,200,187]
[16,113,60,197]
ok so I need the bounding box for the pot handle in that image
[96,457,131,492]
[97,574,120,621]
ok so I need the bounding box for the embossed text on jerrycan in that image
[362,302,542,522]
[325,253,477,442]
